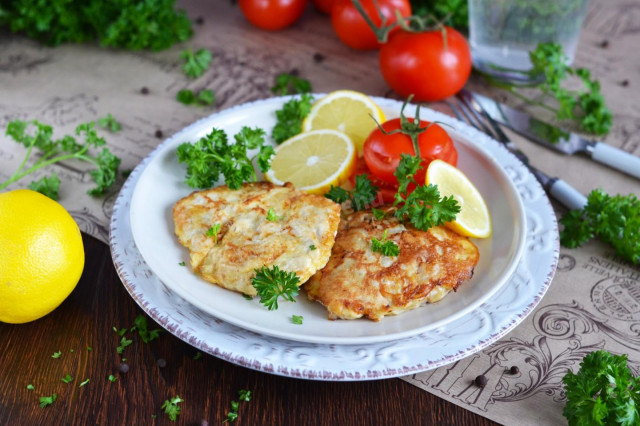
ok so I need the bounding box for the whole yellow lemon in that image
[0,189,85,324]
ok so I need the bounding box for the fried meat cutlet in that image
[173,182,341,296]
[304,209,479,321]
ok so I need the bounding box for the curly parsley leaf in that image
[562,350,640,426]
[560,189,640,264]
[371,229,400,257]
[28,173,61,200]
[325,175,379,211]
[176,88,215,106]
[251,266,300,311]
[176,126,273,190]
[97,113,122,132]
[161,395,183,421]
[272,93,314,144]
[1,120,121,197]
[180,48,212,78]
[271,72,312,95]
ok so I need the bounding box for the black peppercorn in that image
[474,375,488,387]
[140,87,149,95]
[118,363,129,374]
[157,358,167,368]
[509,365,520,374]
[155,129,163,139]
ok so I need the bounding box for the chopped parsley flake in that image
[117,336,133,354]
[161,395,183,421]
[61,374,73,384]
[108,375,117,383]
[178,261,186,266]
[79,379,90,387]
[206,223,221,243]
[291,315,303,325]
[266,208,281,222]
[238,390,252,402]
[39,394,56,408]
[27,384,34,391]
[193,351,203,360]
[309,245,316,251]
[51,351,62,359]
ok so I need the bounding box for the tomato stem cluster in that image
[350,0,447,45]
[372,96,439,157]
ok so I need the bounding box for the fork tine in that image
[455,92,499,140]
[465,92,512,143]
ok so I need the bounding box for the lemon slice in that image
[302,90,385,155]
[426,159,492,238]
[265,129,356,195]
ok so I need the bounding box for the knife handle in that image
[590,142,640,179]
[548,179,588,211]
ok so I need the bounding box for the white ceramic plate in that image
[110,96,558,380]
[127,95,527,345]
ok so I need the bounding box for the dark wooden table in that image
[0,233,497,425]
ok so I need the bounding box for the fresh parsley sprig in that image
[177,88,215,106]
[270,72,312,96]
[325,174,379,211]
[392,155,460,231]
[488,43,612,136]
[560,189,639,264]
[1,119,121,200]
[251,265,300,311]
[562,350,640,425]
[371,229,400,256]
[176,126,274,190]
[181,48,212,78]
[272,93,314,144]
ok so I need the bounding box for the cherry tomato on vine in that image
[311,0,334,14]
[363,118,457,185]
[379,27,472,101]
[239,0,308,31]
[331,0,411,50]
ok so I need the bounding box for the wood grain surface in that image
[0,234,498,425]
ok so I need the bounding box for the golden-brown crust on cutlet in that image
[173,182,341,295]
[304,209,479,321]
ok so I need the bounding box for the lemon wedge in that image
[265,129,356,195]
[426,159,492,238]
[302,90,385,155]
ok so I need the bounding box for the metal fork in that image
[449,90,587,211]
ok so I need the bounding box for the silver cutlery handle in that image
[590,142,640,179]
[549,179,588,211]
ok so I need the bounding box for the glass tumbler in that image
[468,0,590,82]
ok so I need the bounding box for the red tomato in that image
[363,118,457,185]
[379,27,472,101]
[349,158,398,204]
[239,0,308,31]
[331,0,411,50]
[311,0,334,14]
